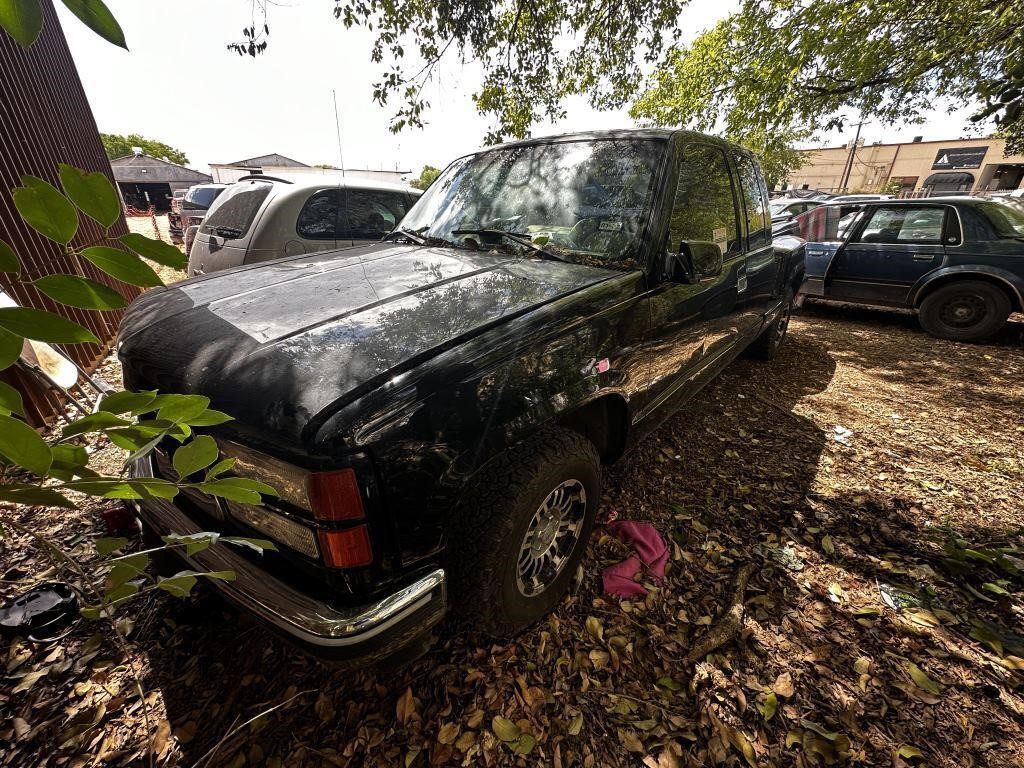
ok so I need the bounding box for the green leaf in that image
[12,175,78,244]
[512,733,536,755]
[81,246,162,287]
[0,483,74,507]
[61,410,131,438]
[0,0,43,47]
[66,477,178,500]
[201,570,236,582]
[197,476,278,505]
[204,457,236,480]
[759,691,778,721]
[0,307,98,343]
[97,390,157,414]
[491,716,521,742]
[104,580,140,604]
[58,0,125,48]
[156,394,210,423]
[57,164,120,227]
[184,409,233,427]
[0,239,19,275]
[983,581,1010,596]
[119,233,186,269]
[0,381,25,416]
[906,662,942,695]
[162,532,219,556]
[221,536,277,553]
[33,274,127,310]
[0,414,52,475]
[172,435,219,479]
[156,571,199,597]
[0,327,22,370]
[96,536,130,557]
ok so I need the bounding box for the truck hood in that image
[118,243,621,442]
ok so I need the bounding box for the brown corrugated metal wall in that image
[1,0,142,426]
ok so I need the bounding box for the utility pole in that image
[839,120,864,192]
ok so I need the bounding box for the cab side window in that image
[735,155,770,249]
[669,143,741,256]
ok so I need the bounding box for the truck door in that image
[825,204,952,305]
[636,141,747,421]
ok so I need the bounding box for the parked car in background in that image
[799,198,1024,341]
[186,175,421,276]
[169,183,229,242]
[170,188,186,214]
[119,129,804,663]
[770,197,824,233]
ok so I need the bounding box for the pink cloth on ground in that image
[601,520,669,598]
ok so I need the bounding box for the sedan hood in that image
[119,243,620,442]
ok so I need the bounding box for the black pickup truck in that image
[118,129,804,662]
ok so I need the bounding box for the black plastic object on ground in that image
[0,582,79,642]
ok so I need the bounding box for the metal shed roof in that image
[222,153,309,168]
[110,154,213,184]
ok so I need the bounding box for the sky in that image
[58,0,983,179]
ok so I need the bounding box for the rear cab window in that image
[200,181,273,238]
[735,155,770,249]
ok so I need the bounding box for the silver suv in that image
[186,175,420,276]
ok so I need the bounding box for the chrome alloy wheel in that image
[515,479,587,597]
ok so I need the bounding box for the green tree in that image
[631,0,1024,162]
[411,165,441,190]
[101,133,189,165]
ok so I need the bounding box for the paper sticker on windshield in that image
[713,227,728,248]
[599,220,623,231]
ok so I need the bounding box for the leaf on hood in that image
[585,615,604,642]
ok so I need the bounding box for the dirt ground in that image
[2,282,1023,767]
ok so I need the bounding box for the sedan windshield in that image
[398,139,665,267]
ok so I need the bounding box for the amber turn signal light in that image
[318,526,373,568]
[307,468,365,521]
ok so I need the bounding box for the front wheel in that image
[918,280,1010,342]
[447,427,601,636]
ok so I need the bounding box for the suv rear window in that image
[200,181,272,238]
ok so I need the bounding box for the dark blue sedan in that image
[795,197,1024,341]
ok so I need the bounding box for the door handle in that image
[912,254,936,261]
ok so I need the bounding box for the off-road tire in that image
[747,290,794,360]
[918,280,1010,342]
[447,427,601,637]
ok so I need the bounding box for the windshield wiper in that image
[382,227,429,245]
[451,229,568,263]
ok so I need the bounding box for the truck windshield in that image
[977,201,1024,238]
[399,138,665,267]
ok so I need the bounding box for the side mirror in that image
[678,240,724,281]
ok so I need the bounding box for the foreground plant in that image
[0,164,278,611]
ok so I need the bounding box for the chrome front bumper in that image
[129,455,446,659]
